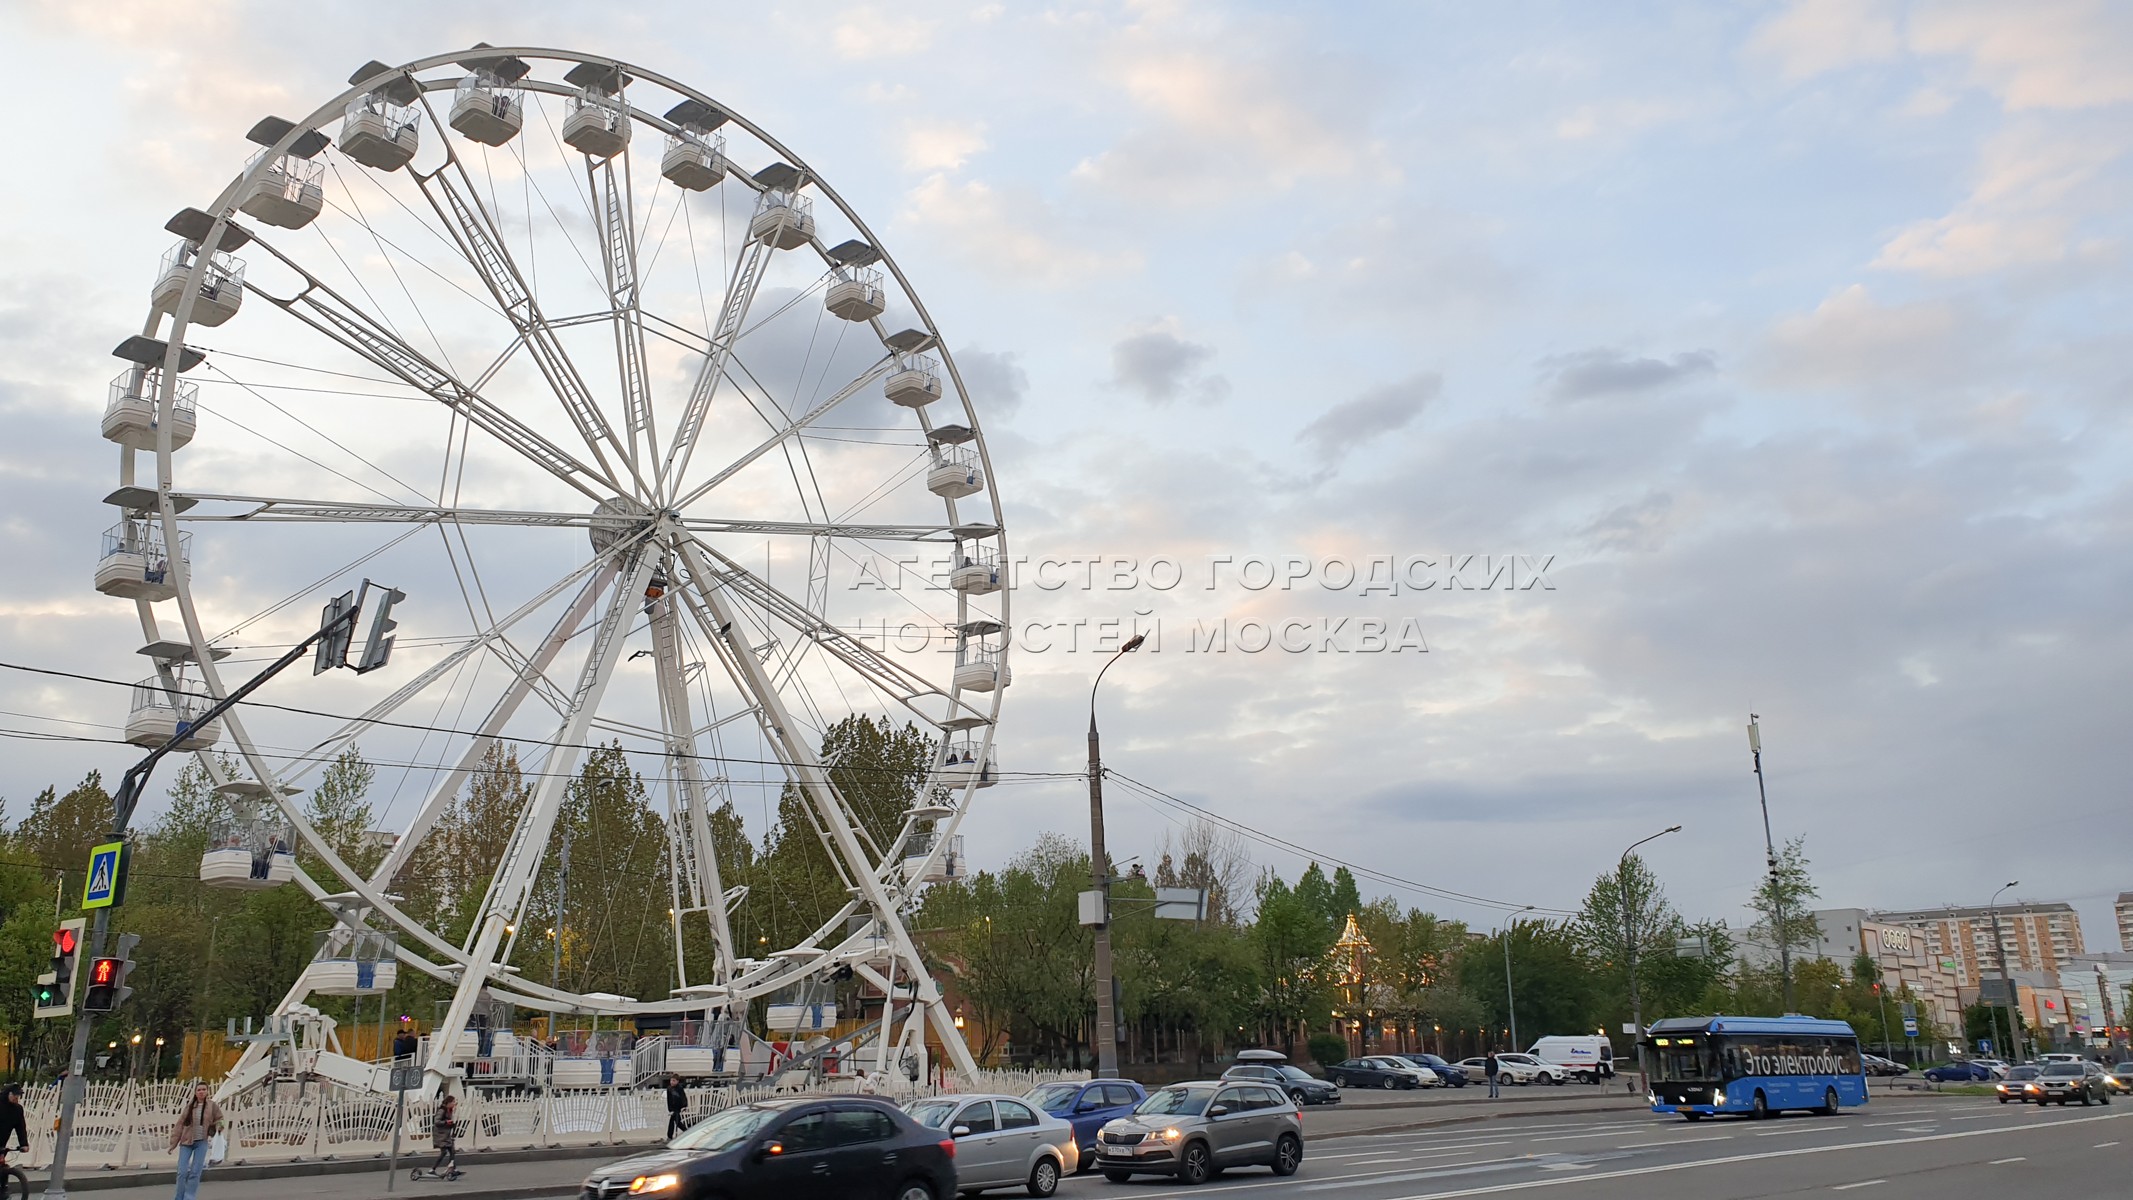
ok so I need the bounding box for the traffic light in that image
[33,918,87,1018]
[314,590,357,674]
[81,933,138,1013]
[355,585,404,673]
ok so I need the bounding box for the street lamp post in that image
[1502,905,1536,1051]
[1087,632,1146,1078]
[1989,881,2021,1062]
[1746,716,1794,1012]
[1619,825,1682,1090]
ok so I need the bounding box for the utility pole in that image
[1988,882,2021,1062]
[2099,965,2122,1057]
[1747,716,1793,1012]
[43,583,397,1200]
[1503,905,1535,1050]
[1086,632,1144,1078]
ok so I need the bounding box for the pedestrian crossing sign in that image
[82,841,126,910]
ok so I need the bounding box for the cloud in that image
[831,6,936,60]
[950,346,1028,417]
[1872,119,2129,277]
[1295,374,1437,465]
[1756,285,1996,394]
[1541,349,1717,403]
[1746,0,1902,80]
[1255,208,1520,322]
[1108,322,1227,407]
[898,174,1141,286]
[901,121,987,172]
[1908,0,2133,111]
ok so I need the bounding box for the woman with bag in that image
[168,1082,222,1200]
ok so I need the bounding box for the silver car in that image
[1092,1080,1304,1185]
[904,1093,1077,1197]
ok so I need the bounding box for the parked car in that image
[581,1095,954,1200]
[1392,1053,1469,1087]
[2109,1062,2133,1093]
[1092,1081,1304,1185]
[1860,1053,1910,1077]
[1024,1079,1146,1173]
[1454,1057,1491,1083]
[1222,1063,1342,1106]
[2032,1061,2112,1106]
[2038,1053,2084,1065]
[1996,1064,2043,1103]
[1327,1056,1430,1089]
[1969,1058,2011,1079]
[1493,1052,1567,1085]
[904,1094,1075,1197]
[1527,1036,1615,1083]
[1922,1061,1993,1082]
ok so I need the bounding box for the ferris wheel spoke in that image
[672,516,953,541]
[657,221,775,504]
[592,155,660,475]
[667,353,896,511]
[238,240,618,501]
[174,494,612,528]
[427,544,658,1076]
[410,156,648,496]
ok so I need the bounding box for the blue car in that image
[1024,1078,1148,1170]
[1396,1053,1470,1088]
[1923,1061,1994,1082]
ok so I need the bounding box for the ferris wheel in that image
[93,46,1007,1087]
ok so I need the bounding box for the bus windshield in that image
[1649,1036,1716,1082]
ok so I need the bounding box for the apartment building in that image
[1811,908,1963,1033]
[2116,893,2133,953]
[1869,902,2084,988]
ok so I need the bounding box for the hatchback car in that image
[2032,1061,2112,1106]
[580,1096,953,1200]
[1326,1056,1431,1089]
[1023,1079,1146,1172]
[1221,1063,1341,1105]
[1995,1064,2043,1103]
[904,1094,1074,1197]
[1093,1081,1303,1185]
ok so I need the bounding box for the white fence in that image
[10,1070,1090,1171]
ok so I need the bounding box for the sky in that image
[0,1,2129,951]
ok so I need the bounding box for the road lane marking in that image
[1861,1120,1928,1127]
[1989,1156,2025,1164]
[1361,1108,2129,1199]
[2097,1141,2121,1148]
[1536,1163,1592,1171]
[1616,1136,1727,1148]
[1830,1182,1884,1191]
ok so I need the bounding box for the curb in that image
[31,1139,660,1192]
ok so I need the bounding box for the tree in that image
[1151,821,1251,927]
[1745,837,1821,973]
[1571,853,1681,1027]
[1455,919,1595,1050]
[1249,873,1337,1056]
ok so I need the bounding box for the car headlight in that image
[628,1174,680,1195]
[1161,1128,1182,1142]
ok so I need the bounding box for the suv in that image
[1222,1063,1341,1106]
[1024,1079,1146,1172]
[1093,1081,1304,1185]
[1493,1053,1567,1085]
[2033,1061,2112,1106]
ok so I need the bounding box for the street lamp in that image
[1747,715,1793,1012]
[1619,824,1681,1090]
[1989,880,2021,1062]
[1087,631,1146,1077]
[1503,905,1536,1050]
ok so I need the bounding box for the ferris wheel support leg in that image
[648,589,737,981]
[673,537,981,1080]
[423,549,656,1089]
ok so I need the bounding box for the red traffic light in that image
[88,957,118,987]
[53,927,77,955]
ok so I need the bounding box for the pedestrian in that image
[168,1081,222,1200]
[430,1086,461,1180]
[392,1027,418,1061]
[1485,1050,1501,1099]
[0,1083,29,1158]
[664,1074,688,1139]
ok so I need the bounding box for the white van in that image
[1527,1036,1615,1083]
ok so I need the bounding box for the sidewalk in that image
[33,1153,596,1200]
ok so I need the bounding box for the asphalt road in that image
[1057,1095,2132,1199]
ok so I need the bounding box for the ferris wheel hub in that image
[589,495,655,554]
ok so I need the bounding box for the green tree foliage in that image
[1457,919,1594,1051]
[1746,837,1821,966]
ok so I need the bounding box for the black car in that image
[1393,1054,1469,1088]
[582,1096,955,1200]
[1221,1063,1343,1105]
[1326,1057,1423,1089]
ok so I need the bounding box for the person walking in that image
[168,1081,222,1200]
[1485,1050,1501,1099]
[664,1074,689,1139]
[392,1027,418,1061]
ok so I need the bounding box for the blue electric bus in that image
[1643,1015,1868,1120]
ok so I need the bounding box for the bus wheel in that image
[1820,1088,1839,1115]
[1751,1091,1769,1120]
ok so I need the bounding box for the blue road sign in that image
[1903,1017,1919,1037]
[82,841,124,910]
[1978,1038,1993,1053]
